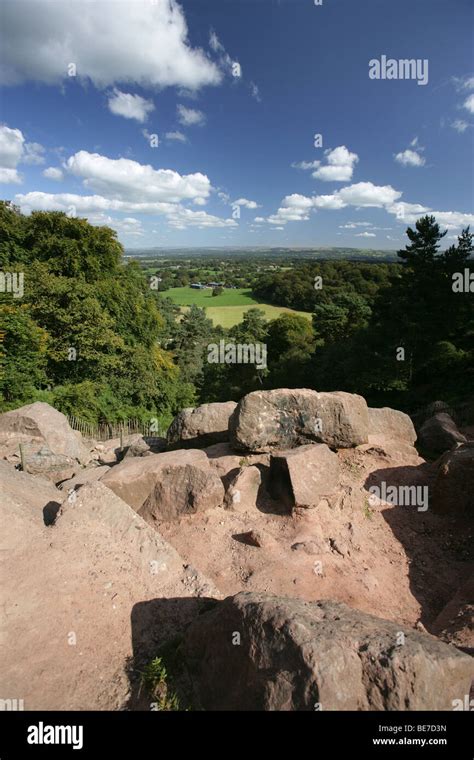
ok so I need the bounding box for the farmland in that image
[164,286,311,327]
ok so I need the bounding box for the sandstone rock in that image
[0,459,61,530]
[431,442,474,517]
[0,402,90,464]
[183,592,474,711]
[229,389,368,452]
[89,434,143,465]
[236,529,266,547]
[291,539,325,556]
[59,464,111,491]
[167,401,237,448]
[138,462,225,523]
[101,448,225,521]
[269,444,340,510]
[204,442,242,487]
[56,482,218,598]
[431,574,474,654]
[1,478,221,710]
[21,445,77,484]
[101,449,212,511]
[122,436,167,459]
[418,413,466,455]
[225,465,264,512]
[368,407,417,445]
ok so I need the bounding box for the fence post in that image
[19,443,27,471]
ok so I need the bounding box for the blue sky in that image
[0,0,473,249]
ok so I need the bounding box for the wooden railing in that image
[67,415,165,441]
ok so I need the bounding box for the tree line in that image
[1,201,472,425]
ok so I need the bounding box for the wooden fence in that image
[410,400,474,430]
[67,415,166,442]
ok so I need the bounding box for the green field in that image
[164,287,311,328]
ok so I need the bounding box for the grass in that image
[165,286,259,307]
[164,287,312,328]
[363,499,374,520]
[141,656,181,711]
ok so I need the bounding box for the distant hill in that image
[125,246,399,263]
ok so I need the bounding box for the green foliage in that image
[1,203,471,422]
[0,304,49,404]
[141,657,182,711]
[173,304,216,388]
[23,210,122,280]
[266,313,315,387]
[308,217,474,410]
[0,207,196,422]
[141,637,192,712]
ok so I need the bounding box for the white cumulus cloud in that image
[395,149,425,167]
[43,166,63,180]
[177,104,206,127]
[0,0,222,91]
[65,150,211,204]
[165,131,188,142]
[312,145,359,182]
[108,90,154,122]
[233,198,260,209]
[0,125,24,183]
[463,94,474,114]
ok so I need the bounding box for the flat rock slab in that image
[229,389,369,452]
[269,444,340,510]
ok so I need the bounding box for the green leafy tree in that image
[0,304,49,405]
[266,313,315,387]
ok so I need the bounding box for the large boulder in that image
[0,402,90,464]
[269,444,340,510]
[1,478,220,710]
[20,445,78,484]
[59,464,111,492]
[229,389,369,452]
[204,442,243,487]
[122,436,167,459]
[183,592,474,711]
[431,443,474,517]
[368,407,417,445]
[138,463,225,523]
[418,413,466,455]
[167,402,237,449]
[101,449,224,518]
[0,459,61,530]
[431,574,474,654]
